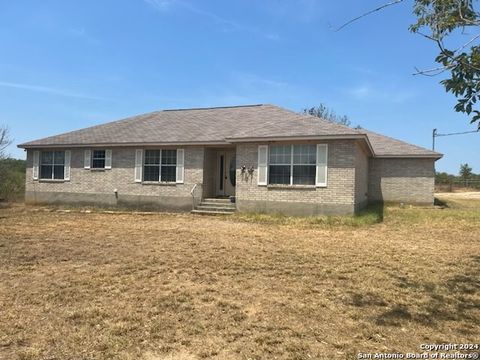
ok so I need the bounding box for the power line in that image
[432,128,478,150]
[435,130,478,137]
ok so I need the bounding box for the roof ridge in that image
[300,112,364,134]
[162,104,264,112]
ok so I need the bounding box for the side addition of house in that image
[18,104,442,216]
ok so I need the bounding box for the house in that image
[18,104,442,216]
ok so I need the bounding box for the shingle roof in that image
[361,129,441,158]
[18,104,442,158]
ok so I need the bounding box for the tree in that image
[459,163,473,180]
[303,104,352,127]
[0,125,12,159]
[337,0,480,129]
[410,0,480,128]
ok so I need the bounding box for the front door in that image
[216,150,236,197]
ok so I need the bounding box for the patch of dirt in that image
[436,191,480,199]
[0,205,478,359]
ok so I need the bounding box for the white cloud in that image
[350,85,371,99]
[347,83,416,103]
[260,0,322,23]
[67,27,100,45]
[0,81,109,101]
[143,0,174,12]
[143,0,279,40]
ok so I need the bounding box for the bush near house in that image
[0,158,26,201]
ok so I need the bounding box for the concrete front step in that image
[196,205,236,212]
[199,202,236,207]
[191,209,234,215]
[202,198,233,204]
[192,198,237,215]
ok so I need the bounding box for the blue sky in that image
[1,0,478,174]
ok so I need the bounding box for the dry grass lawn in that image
[0,198,479,360]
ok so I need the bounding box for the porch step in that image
[191,209,234,216]
[198,201,236,207]
[202,198,232,204]
[195,205,236,212]
[191,198,237,215]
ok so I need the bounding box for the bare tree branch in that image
[455,32,480,52]
[334,0,405,32]
[0,126,12,159]
[417,30,480,72]
[413,65,452,76]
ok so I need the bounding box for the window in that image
[40,151,65,180]
[161,149,176,182]
[143,149,177,182]
[268,144,316,185]
[269,145,291,185]
[92,150,106,169]
[292,145,316,185]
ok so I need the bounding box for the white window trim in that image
[143,149,178,183]
[316,144,328,187]
[176,148,184,184]
[268,144,318,186]
[32,151,40,180]
[84,149,91,169]
[91,149,106,169]
[85,149,112,170]
[257,145,268,186]
[134,149,143,182]
[39,150,67,181]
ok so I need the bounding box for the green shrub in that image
[0,158,26,201]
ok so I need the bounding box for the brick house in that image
[18,104,442,216]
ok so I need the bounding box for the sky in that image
[0,0,478,174]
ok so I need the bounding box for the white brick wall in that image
[26,147,204,198]
[368,158,435,204]
[354,143,369,209]
[235,140,358,206]
[24,142,436,210]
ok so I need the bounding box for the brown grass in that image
[0,200,479,360]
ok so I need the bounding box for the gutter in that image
[17,136,442,159]
[17,140,232,149]
[374,154,443,160]
[226,134,376,158]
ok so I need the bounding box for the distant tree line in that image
[436,163,480,188]
[0,126,25,201]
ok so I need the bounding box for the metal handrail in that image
[190,183,198,196]
[190,183,201,210]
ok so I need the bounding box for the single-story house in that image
[18,104,442,216]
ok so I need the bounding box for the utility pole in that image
[432,128,437,150]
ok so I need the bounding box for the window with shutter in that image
[142,149,179,183]
[40,151,66,180]
[268,144,316,185]
[92,150,106,169]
